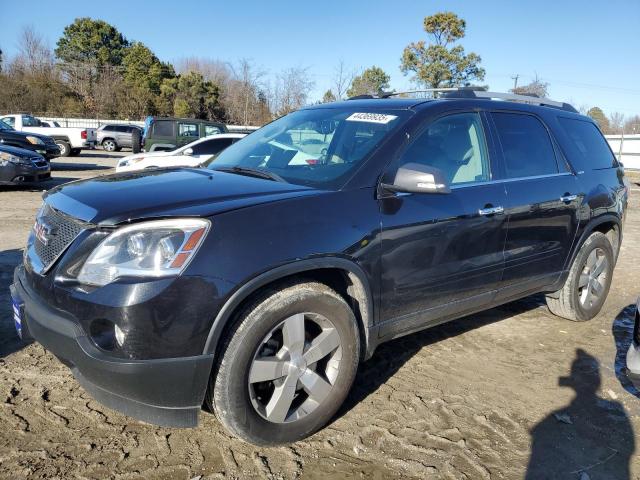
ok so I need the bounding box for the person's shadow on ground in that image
[526,348,634,479]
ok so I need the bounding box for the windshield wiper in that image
[213,166,287,183]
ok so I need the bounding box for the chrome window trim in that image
[450,172,574,190]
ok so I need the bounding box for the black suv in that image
[10,90,627,445]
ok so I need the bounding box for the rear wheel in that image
[55,140,71,157]
[207,281,360,445]
[546,232,614,321]
[102,139,117,152]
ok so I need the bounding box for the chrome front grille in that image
[29,203,86,273]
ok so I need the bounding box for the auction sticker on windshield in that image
[346,112,398,124]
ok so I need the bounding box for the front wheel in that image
[207,281,360,445]
[546,232,614,321]
[55,140,71,157]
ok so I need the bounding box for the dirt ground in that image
[1,154,640,479]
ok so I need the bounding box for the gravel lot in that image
[1,153,640,479]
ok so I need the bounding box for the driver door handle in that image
[478,206,504,216]
[560,194,577,203]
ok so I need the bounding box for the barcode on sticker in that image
[346,113,398,124]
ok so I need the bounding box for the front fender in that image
[202,256,375,359]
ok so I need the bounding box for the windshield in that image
[0,120,13,131]
[208,107,409,189]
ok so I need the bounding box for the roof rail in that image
[346,87,484,100]
[379,87,486,98]
[347,86,578,113]
[442,89,578,113]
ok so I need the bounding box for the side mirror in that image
[184,147,194,156]
[382,162,450,194]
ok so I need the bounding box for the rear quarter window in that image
[153,121,174,137]
[557,117,617,170]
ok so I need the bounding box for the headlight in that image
[0,151,30,164]
[118,156,145,168]
[26,136,45,145]
[77,218,210,287]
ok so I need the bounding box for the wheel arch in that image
[50,135,71,143]
[572,214,622,265]
[202,257,376,361]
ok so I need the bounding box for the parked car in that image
[116,133,246,172]
[142,117,227,152]
[0,120,60,159]
[97,124,143,153]
[39,120,61,128]
[10,90,628,446]
[1,114,97,157]
[0,144,51,185]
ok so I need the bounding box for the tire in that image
[70,148,81,156]
[131,129,142,154]
[546,232,614,321]
[206,281,360,445]
[102,139,117,152]
[55,140,71,157]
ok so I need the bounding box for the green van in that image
[142,117,228,152]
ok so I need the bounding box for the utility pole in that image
[511,74,520,90]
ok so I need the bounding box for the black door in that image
[488,111,580,299]
[379,112,508,338]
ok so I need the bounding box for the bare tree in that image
[175,56,232,86]
[609,112,625,134]
[269,66,315,117]
[222,59,268,125]
[510,74,549,97]
[624,115,640,134]
[332,60,355,100]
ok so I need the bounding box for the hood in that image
[0,128,53,143]
[44,168,322,225]
[0,144,44,158]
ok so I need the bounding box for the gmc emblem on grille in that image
[34,218,57,246]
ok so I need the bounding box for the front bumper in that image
[11,266,214,427]
[0,162,51,184]
[626,298,640,376]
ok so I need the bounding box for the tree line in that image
[0,13,637,131]
[0,19,314,125]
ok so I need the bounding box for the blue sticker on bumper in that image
[11,295,24,339]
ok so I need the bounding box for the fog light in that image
[89,319,116,351]
[114,323,125,347]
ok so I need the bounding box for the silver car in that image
[97,124,142,152]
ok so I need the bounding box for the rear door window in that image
[557,117,617,170]
[179,123,199,138]
[491,112,558,178]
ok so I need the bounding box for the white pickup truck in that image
[0,114,97,157]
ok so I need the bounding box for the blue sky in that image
[2,0,639,116]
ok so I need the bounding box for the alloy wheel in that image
[578,247,609,309]
[248,312,342,424]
